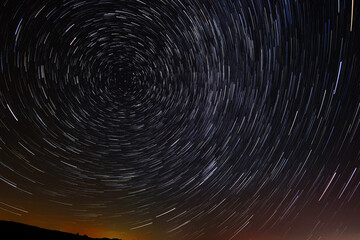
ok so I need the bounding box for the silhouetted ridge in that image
[0,221,121,240]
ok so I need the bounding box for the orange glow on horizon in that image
[0,212,156,240]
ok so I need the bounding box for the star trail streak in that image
[0,0,360,240]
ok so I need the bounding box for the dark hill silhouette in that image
[0,220,121,240]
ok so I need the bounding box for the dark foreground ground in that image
[0,220,121,240]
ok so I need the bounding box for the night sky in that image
[0,0,360,240]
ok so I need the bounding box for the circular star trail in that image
[0,0,360,239]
